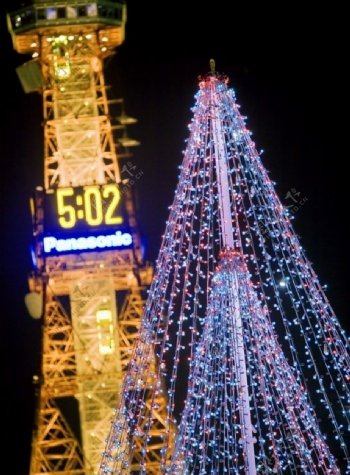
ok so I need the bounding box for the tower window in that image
[77,6,87,17]
[57,8,66,19]
[46,8,57,20]
[66,6,77,19]
[87,4,98,17]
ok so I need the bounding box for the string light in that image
[99,73,350,474]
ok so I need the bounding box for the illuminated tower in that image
[8,2,171,474]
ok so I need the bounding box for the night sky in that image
[1,2,349,474]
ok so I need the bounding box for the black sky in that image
[1,2,349,474]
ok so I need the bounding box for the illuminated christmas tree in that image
[100,65,350,474]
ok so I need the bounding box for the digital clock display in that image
[43,184,133,255]
[45,184,125,233]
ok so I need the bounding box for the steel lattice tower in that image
[8,2,173,474]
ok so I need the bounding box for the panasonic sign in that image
[43,231,133,254]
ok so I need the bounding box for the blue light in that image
[30,244,38,269]
[43,230,133,254]
[46,8,57,20]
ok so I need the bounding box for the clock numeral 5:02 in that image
[56,185,123,229]
[57,187,76,228]
[103,184,123,225]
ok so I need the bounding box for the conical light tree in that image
[169,249,340,474]
[99,67,350,474]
